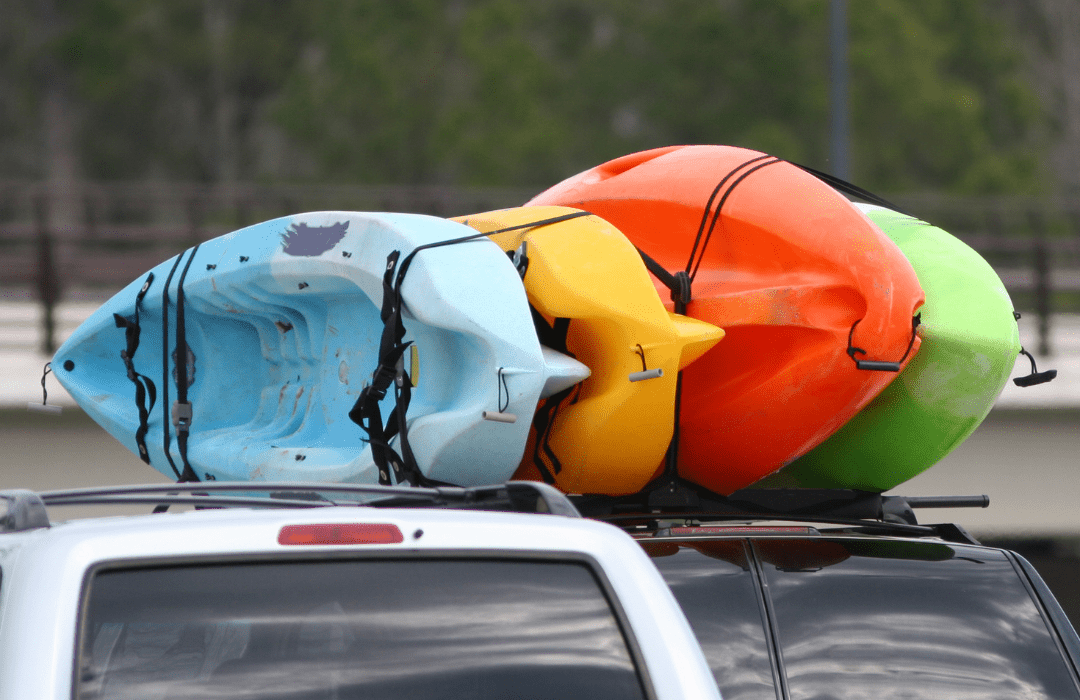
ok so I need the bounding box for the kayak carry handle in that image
[629,368,664,382]
[847,314,920,372]
[482,411,517,424]
[853,360,901,372]
[629,344,664,381]
[1014,347,1057,387]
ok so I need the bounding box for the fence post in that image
[33,192,61,355]
[1028,211,1052,357]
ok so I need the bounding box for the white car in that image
[0,482,719,700]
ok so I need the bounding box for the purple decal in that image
[280,221,350,256]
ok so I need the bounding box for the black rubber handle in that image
[905,495,990,509]
[1014,370,1057,387]
[855,360,901,372]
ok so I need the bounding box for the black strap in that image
[633,245,704,493]
[637,247,692,314]
[636,156,917,506]
[113,272,157,463]
[846,313,921,372]
[686,154,775,273]
[786,161,913,217]
[527,312,576,484]
[350,211,591,487]
[349,250,422,485]
[464,209,592,238]
[690,157,782,280]
[159,252,188,481]
[172,244,201,483]
[38,362,53,406]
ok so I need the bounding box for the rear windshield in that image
[650,538,1080,700]
[79,558,645,700]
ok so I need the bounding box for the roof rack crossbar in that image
[33,481,581,518]
[903,495,990,509]
[599,510,938,537]
[40,495,330,510]
[574,484,992,544]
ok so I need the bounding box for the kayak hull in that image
[528,146,925,494]
[759,204,1020,491]
[53,211,576,486]
[455,206,724,495]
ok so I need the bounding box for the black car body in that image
[579,489,1080,700]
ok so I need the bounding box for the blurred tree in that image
[0,0,80,184]
[1000,0,1080,196]
[277,0,1046,193]
[0,0,1053,195]
[53,0,312,182]
[275,0,581,185]
[849,0,1046,194]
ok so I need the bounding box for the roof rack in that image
[570,487,989,545]
[0,481,580,533]
[1,490,50,533]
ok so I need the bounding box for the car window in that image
[645,540,778,700]
[761,539,1080,700]
[79,558,646,700]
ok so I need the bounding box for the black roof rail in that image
[32,481,581,519]
[1,490,51,533]
[571,487,989,543]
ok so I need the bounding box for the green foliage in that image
[274,0,1047,192]
[850,0,1045,194]
[0,0,1052,193]
[51,0,312,181]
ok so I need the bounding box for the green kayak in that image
[757,203,1020,492]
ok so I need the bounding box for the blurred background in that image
[1,0,1079,612]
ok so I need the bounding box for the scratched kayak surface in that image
[52,211,589,486]
[761,203,1021,491]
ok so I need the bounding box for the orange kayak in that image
[528,145,925,494]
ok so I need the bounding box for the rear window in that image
[643,539,775,700]
[765,540,1080,700]
[79,558,646,700]
[650,538,1080,700]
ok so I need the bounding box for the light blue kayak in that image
[52,211,589,486]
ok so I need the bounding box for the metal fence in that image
[2,180,1078,354]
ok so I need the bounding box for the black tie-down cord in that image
[528,313,578,485]
[28,362,62,415]
[632,156,778,505]
[784,163,1058,389]
[846,314,921,372]
[112,272,157,463]
[633,247,700,508]
[171,244,202,483]
[156,245,202,487]
[349,249,428,487]
[350,210,591,487]
[1014,348,1057,386]
[1011,312,1057,387]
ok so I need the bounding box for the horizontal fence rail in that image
[2,180,1079,354]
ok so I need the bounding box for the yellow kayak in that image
[455,206,724,494]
